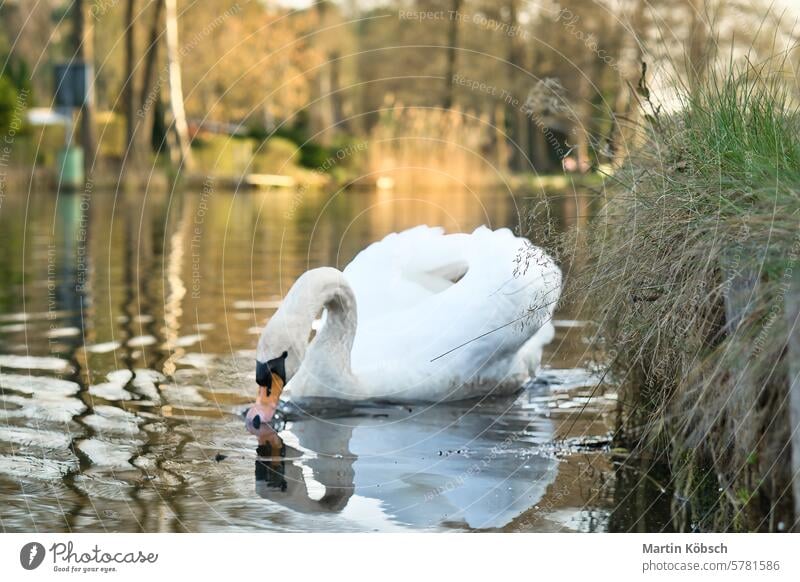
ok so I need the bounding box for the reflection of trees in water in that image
[606,456,674,533]
[2,187,587,531]
[59,189,192,532]
[161,194,192,377]
[52,191,95,530]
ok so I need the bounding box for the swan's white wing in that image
[344,226,561,401]
[343,225,468,323]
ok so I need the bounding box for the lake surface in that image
[0,182,671,532]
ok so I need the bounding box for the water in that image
[0,184,670,532]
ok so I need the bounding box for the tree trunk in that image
[136,0,164,154]
[531,118,551,173]
[164,0,192,170]
[311,1,334,144]
[494,104,508,173]
[686,0,707,89]
[123,0,137,168]
[574,65,593,173]
[75,0,95,178]
[516,109,530,171]
[527,47,551,173]
[329,49,348,132]
[505,0,523,171]
[686,0,724,89]
[442,0,462,109]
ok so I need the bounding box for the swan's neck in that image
[257,267,358,386]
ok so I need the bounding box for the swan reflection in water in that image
[249,394,559,530]
[252,420,354,513]
[253,428,287,493]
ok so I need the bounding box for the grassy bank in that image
[565,66,800,531]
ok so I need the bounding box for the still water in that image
[0,184,670,532]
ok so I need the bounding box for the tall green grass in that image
[565,63,800,531]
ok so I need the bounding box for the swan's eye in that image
[252,415,261,429]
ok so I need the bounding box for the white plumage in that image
[257,225,561,402]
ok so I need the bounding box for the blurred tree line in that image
[0,0,795,177]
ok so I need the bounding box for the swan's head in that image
[256,320,302,382]
[245,351,288,434]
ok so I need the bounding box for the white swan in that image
[255,225,561,403]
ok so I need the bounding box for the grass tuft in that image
[560,62,800,531]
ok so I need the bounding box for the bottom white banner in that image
[1,533,798,581]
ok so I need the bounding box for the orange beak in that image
[245,373,285,436]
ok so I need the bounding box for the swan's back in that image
[343,226,468,320]
[343,226,561,401]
